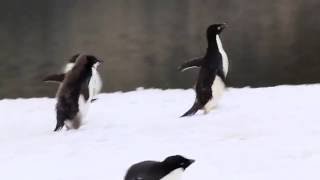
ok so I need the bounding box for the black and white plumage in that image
[179,23,229,117]
[44,54,103,131]
[124,155,195,180]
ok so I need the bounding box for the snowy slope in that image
[0,85,320,180]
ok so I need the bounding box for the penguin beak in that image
[97,59,104,64]
[219,23,227,30]
[189,159,195,164]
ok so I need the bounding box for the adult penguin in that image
[124,155,195,180]
[47,54,103,131]
[179,23,229,117]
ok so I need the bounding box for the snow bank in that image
[0,85,320,180]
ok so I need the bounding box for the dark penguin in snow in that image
[45,54,103,131]
[124,155,195,180]
[43,53,103,102]
[179,23,229,117]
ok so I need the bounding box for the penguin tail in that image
[54,120,64,131]
[180,100,202,117]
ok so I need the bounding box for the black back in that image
[124,155,194,180]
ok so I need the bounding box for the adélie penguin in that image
[45,54,103,131]
[179,23,229,117]
[124,155,195,180]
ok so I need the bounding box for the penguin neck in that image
[206,35,220,55]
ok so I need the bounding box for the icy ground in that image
[0,85,320,180]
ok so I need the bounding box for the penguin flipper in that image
[180,100,202,117]
[43,73,65,83]
[178,57,203,71]
[91,98,98,103]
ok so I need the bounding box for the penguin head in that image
[68,54,80,63]
[75,54,103,69]
[64,54,80,72]
[86,55,103,68]
[162,155,195,170]
[207,23,227,40]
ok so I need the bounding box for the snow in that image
[0,85,320,180]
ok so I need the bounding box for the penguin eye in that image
[179,162,185,166]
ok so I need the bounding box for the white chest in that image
[216,35,229,75]
[160,168,184,180]
[88,68,102,98]
[78,94,89,116]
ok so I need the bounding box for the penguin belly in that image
[160,168,184,180]
[203,76,225,113]
[216,35,229,75]
[78,94,90,117]
[89,68,102,98]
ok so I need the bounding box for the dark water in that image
[0,0,319,98]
